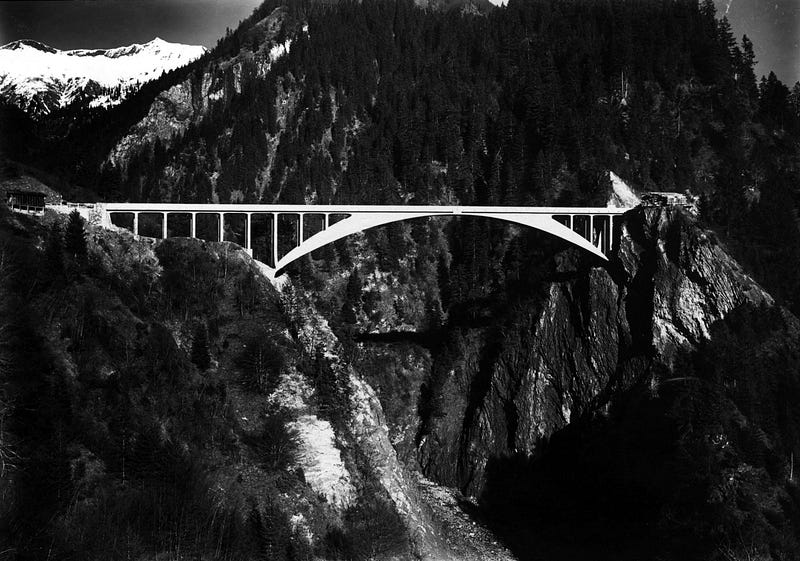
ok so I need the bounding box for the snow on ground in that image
[269,39,292,63]
[88,94,123,109]
[608,171,640,207]
[0,38,205,113]
[289,414,355,509]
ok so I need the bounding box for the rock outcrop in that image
[418,207,780,494]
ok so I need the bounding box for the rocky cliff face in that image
[416,207,777,494]
[390,206,800,559]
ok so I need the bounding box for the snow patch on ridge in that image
[0,37,206,115]
[269,39,292,63]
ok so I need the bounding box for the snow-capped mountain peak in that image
[0,37,207,117]
[3,39,59,54]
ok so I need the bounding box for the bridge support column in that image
[133,212,139,236]
[590,215,595,247]
[600,217,608,253]
[162,212,168,239]
[191,212,197,238]
[273,213,279,267]
[245,213,252,250]
[219,213,225,243]
[298,213,304,243]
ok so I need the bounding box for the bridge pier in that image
[298,213,304,245]
[272,213,279,268]
[133,212,139,236]
[245,212,252,250]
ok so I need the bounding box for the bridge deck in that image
[102,203,630,214]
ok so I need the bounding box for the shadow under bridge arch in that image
[273,206,628,279]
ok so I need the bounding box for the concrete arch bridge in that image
[95,204,630,280]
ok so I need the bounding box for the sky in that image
[0,0,797,84]
[714,0,800,85]
[0,0,264,50]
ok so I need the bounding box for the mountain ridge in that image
[0,37,206,117]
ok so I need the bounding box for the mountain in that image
[5,0,800,558]
[0,37,206,117]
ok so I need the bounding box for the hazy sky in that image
[0,0,264,50]
[0,0,797,84]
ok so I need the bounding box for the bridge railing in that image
[7,203,45,215]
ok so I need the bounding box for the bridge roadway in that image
[93,204,630,279]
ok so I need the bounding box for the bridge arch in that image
[99,204,629,281]
[275,210,614,278]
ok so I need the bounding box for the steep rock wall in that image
[419,206,782,496]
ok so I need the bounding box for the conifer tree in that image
[739,35,759,104]
[340,267,362,324]
[789,82,800,117]
[425,296,443,332]
[64,210,87,260]
[261,501,292,561]
[191,322,211,371]
[236,334,284,393]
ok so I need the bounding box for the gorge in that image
[3,0,800,559]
